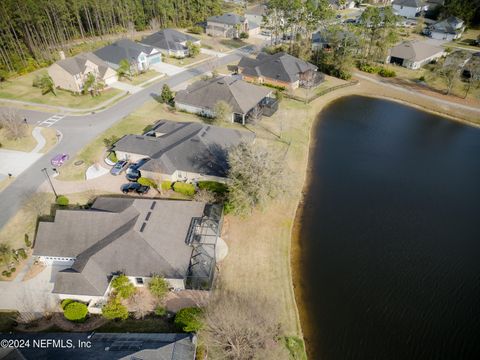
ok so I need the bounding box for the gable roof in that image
[175,76,271,115]
[207,13,246,25]
[34,198,218,296]
[393,0,423,6]
[112,120,255,177]
[238,52,317,83]
[389,41,444,62]
[55,52,112,77]
[93,39,155,68]
[431,16,464,34]
[141,29,199,52]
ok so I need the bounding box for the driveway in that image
[200,48,228,58]
[109,81,143,94]
[151,62,184,76]
[0,149,43,177]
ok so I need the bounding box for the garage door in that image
[104,75,118,85]
[149,55,161,64]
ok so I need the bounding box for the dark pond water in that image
[296,96,480,360]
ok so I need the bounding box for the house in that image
[0,333,196,360]
[237,52,322,90]
[392,0,427,18]
[48,52,117,93]
[34,197,223,306]
[387,41,445,69]
[112,120,255,182]
[93,39,161,72]
[175,76,276,124]
[206,13,255,38]
[328,0,356,9]
[427,16,465,41]
[245,4,267,29]
[311,29,357,51]
[140,29,201,58]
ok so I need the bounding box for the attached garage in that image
[149,54,162,64]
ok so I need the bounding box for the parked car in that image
[126,158,150,174]
[110,160,129,175]
[121,182,150,195]
[126,169,141,182]
[51,153,69,167]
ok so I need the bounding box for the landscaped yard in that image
[290,76,349,100]
[192,32,248,53]
[0,125,57,153]
[0,70,123,109]
[448,28,480,51]
[163,53,211,67]
[121,69,162,86]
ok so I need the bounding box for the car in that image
[110,160,129,175]
[126,169,141,182]
[121,182,150,195]
[126,158,150,174]
[51,153,69,167]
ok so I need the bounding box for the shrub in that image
[111,275,136,299]
[4,272,11,278]
[173,182,195,196]
[378,68,396,77]
[161,180,172,191]
[239,32,249,39]
[2,270,9,277]
[107,151,118,163]
[418,75,426,82]
[63,301,88,322]
[56,195,69,206]
[10,267,16,273]
[155,305,167,316]
[174,307,203,332]
[160,84,174,105]
[18,248,27,259]
[24,234,32,248]
[284,336,306,360]
[103,135,120,148]
[188,25,203,34]
[198,181,228,195]
[102,297,129,320]
[223,200,235,214]
[358,63,381,74]
[61,299,75,310]
[262,82,286,91]
[148,275,169,299]
[137,177,158,189]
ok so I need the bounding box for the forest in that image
[0,0,223,76]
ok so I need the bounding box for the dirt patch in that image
[23,262,46,282]
[164,290,209,312]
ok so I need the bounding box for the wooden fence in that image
[285,80,359,104]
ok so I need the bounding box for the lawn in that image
[448,28,480,51]
[121,69,162,86]
[0,70,123,109]
[163,53,211,67]
[193,33,248,53]
[0,126,57,153]
[290,76,349,100]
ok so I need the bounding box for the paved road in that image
[0,50,246,230]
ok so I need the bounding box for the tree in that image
[160,84,174,104]
[186,41,200,58]
[194,189,217,203]
[462,57,480,98]
[128,290,155,320]
[82,73,104,97]
[435,53,465,95]
[174,307,203,332]
[227,142,287,215]
[33,73,56,96]
[0,243,13,267]
[117,59,132,80]
[0,109,26,140]
[103,135,120,148]
[148,275,169,299]
[213,101,232,123]
[102,297,129,320]
[198,290,289,360]
[111,274,136,299]
[63,301,88,322]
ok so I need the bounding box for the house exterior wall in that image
[36,255,75,266]
[430,31,460,41]
[48,64,81,92]
[240,73,297,90]
[387,51,445,69]
[141,169,228,184]
[58,293,104,303]
[103,67,118,85]
[175,102,217,118]
[393,5,420,18]
[207,21,248,38]
[115,151,149,162]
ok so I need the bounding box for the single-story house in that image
[387,40,445,69]
[206,13,256,38]
[426,16,465,41]
[0,333,196,360]
[93,38,161,72]
[237,52,322,90]
[112,120,255,182]
[140,29,201,58]
[34,197,223,305]
[245,4,267,29]
[175,76,275,124]
[392,0,427,18]
[48,52,117,93]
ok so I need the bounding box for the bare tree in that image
[149,18,160,32]
[0,109,27,140]
[194,189,217,203]
[214,101,232,123]
[199,289,289,360]
[247,104,263,125]
[126,289,156,320]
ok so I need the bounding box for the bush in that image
[111,275,136,299]
[161,180,172,191]
[2,270,9,277]
[173,182,195,196]
[418,75,426,82]
[107,151,118,163]
[102,297,129,320]
[174,307,203,332]
[378,68,396,77]
[24,234,32,248]
[188,25,203,34]
[103,135,120,148]
[18,248,27,259]
[63,301,88,322]
[262,82,286,91]
[239,32,249,39]
[358,63,381,74]
[137,177,158,189]
[148,275,169,299]
[198,181,228,195]
[56,195,69,206]
[61,299,75,310]
[155,305,167,316]
[4,272,11,278]
[10,267,16,273]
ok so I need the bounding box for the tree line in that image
[0,0,222,77]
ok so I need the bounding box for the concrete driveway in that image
[0,149,43,177]
[151,62,184,76]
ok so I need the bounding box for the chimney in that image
[59,51,66,60]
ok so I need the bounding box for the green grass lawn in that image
[121,69,162,86]
[163,53,211,67]
[0,125,57,152]
[0,70,122,109]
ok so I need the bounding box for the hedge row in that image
[173,182,195,196]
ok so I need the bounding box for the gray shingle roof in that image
[238,52,317,83]
[389,41,444,62]
[112,120,255,177]
[34,198,213,296]
[140,29,199,52]
[207,13,246,25]
[393,0,423,6]
[55,52,112,77]
[93,39,155,68]
[175,76,271,114]
[431,16,464,35]
[0,333,196,360]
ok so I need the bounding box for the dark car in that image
[110,160,129,176]
[121,183,150,195]
[126,169,141,182]
[126,158,150,174]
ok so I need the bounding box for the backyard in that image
[0,70,123,109]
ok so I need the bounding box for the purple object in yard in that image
[51,153,69,167]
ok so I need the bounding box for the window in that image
[136,278,144,285]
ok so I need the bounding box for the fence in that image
[285,80,359,104]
